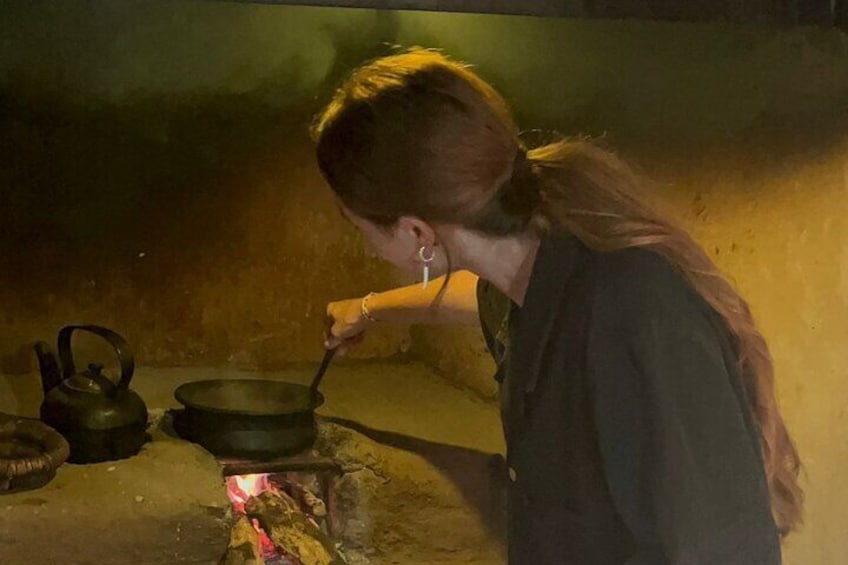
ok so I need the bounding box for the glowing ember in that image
[258,530,280,560]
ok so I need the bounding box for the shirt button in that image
[508,466,518,482]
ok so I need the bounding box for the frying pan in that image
[173,349,336,459]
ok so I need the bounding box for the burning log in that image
[281,473,328,520]
[302,489,327,518]
[220,515,265,565]
[246,490,343,565]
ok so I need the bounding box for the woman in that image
[313,49,802,564]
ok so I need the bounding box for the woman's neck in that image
[447,228,541,306]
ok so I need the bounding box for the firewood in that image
[246,491,342,565]
[281,475,328,519]
[220,515,265,565]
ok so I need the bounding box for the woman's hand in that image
[325,297,368,352]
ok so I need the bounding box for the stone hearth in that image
[0,362,506,564]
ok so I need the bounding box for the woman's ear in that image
[397,216,437,248]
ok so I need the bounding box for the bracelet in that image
[361,292,379,323]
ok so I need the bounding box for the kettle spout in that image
[34,341,63,394]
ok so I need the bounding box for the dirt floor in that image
[0,361,506,564]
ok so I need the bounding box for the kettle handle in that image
[58,325,135,395]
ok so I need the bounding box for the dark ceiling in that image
[220,0,846,27]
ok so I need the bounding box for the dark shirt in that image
[477,276,513,383]
[476,232,781,564]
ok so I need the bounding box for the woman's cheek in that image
[362,233,403,267]
[386,249,416,273]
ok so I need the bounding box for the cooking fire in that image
[223,467,343,565]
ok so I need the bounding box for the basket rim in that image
[0,417,70,482]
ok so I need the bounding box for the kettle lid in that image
[64,363,115,394]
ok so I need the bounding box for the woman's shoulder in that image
[579,245,707,325]
[545,232,682,290]
[591,245,679,285]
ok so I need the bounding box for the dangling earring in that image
[418,246,435,289]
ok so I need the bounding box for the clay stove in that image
[221,455,342,564]
[217,428,376,565]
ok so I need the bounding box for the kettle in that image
[33,325,148,463]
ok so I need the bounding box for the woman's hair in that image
[312,48,803,534]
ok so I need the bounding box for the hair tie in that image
[468,149,542,235]
[511,149,531,181]
[509,149,541,199]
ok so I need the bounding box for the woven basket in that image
[0,416,70,494]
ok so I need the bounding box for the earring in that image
[418,246,435,289]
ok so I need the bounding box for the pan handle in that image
[309,348,336,401]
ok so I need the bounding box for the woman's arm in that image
[325,270,480,349]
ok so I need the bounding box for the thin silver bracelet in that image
[361,292,379,323]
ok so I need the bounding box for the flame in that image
[227,473,271,513]
[225,473,304,562]
[226,474,285,560]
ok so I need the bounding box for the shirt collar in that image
[509,231,585,394]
